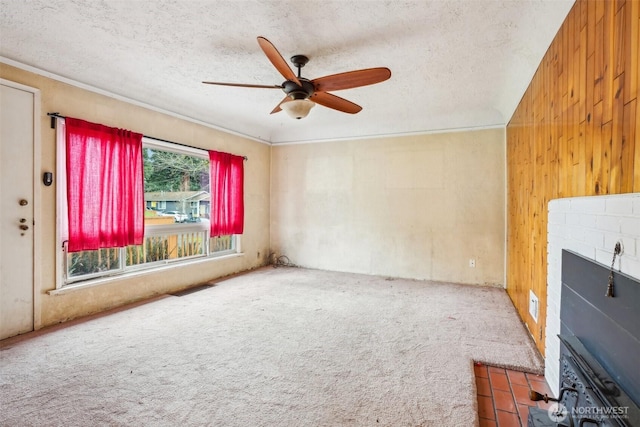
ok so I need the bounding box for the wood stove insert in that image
[528,250,640,427]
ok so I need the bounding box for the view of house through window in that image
[143,147,210,220]
[65,140,237,284]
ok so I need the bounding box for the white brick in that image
[566,212,580,225]
[549,197,571,213]
[558,224,571,240]
[604,234,636,257]
[546,366,560,390]
[571,197,606,214]
[570,241,597,260]
[621,258,640,280]
[595,249,616,267]
[545,340,560,361]
[578,213,598,229]
[605,197,635,215]
[627,238,639,260]
[569,225,586,241]
[548,211,566,225]
[547,259,558,274]
[603,233,622,252]
[545,355,559,374]
[547,258,560,275]
[585,230,605,249]
[620,216,640,236]
[547,283,561,303]
[545,330,561,392]
[633,198,640,215]
[548,222,564,238]
[547,245,563,264]
[546,321,560,342]
[596,215,621,232]
[545,305,560,331]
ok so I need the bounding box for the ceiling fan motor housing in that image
[283,78,314,100]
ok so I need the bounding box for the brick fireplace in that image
[545,193,640,392]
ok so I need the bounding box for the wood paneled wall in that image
[506,0,639,355]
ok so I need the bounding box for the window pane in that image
[67,248,120,278]
[126,230,207,267]
[143,148,210,224]
[211,235,235,254]
[125,238,170,266]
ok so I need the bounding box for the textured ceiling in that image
[0,0,574,144]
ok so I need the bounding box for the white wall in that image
[546,193,640,391]
[271,128,506,286]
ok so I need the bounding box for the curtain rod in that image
[47,112,248,161]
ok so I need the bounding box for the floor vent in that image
[169,284,215,297]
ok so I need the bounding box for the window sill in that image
[49,252,244,296]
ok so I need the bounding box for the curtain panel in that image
[65,118,144,252]
[208,150,244,236]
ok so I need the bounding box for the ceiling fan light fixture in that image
[203,37,390,117]
[281,99,315,119]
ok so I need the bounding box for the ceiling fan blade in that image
[310,92,362,114]
[257,36,302,86]
[312,67,391,92]
[270,96,289,114]
[202,81,283,89]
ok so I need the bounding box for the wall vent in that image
[529,289,539,323]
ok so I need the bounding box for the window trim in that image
[55,128,241,290]
[50,250,244,295]
[143,137,206,157]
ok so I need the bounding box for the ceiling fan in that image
[203,37,392,119]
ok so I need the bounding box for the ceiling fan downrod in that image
[283,55,313,100]
[290,55,308,78]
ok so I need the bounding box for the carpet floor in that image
[0,267,543,426]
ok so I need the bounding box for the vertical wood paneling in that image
[506,0,639,355]
[624,0,638,103]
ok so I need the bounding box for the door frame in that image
[1,78,42,332]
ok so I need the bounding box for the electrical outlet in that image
[469,259,476,268]
[529,290,539,323]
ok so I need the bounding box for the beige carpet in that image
[0,267,542,427]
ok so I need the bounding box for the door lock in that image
[19,224,29,231]
[20,218,27,223]
[19,199,28,206]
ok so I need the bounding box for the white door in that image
[0,82,35,340]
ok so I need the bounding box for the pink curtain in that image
[65,118,144,252]
[209,150,244,236]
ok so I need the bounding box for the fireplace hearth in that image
[529,250,640,427]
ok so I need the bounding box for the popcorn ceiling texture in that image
[0,0,574,143]
[0,267,543,426]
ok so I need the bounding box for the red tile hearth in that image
[474,362,554,427]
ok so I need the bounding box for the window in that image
[58,126,239,286]
[147,200,167,211]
